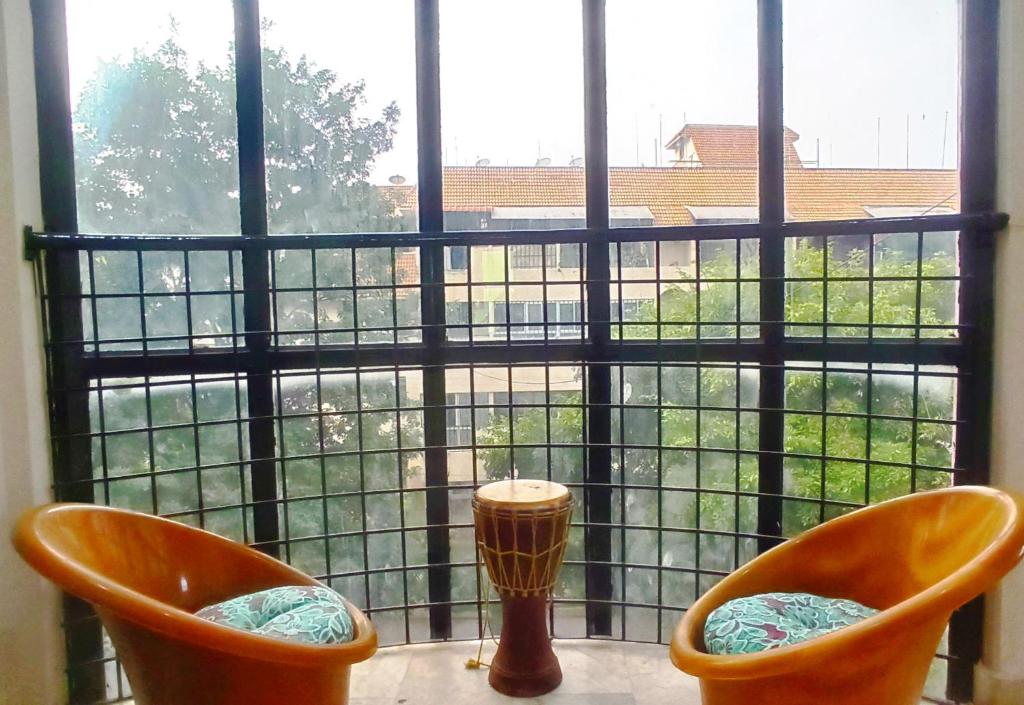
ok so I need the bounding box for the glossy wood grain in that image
[13,503,377,705]
[669,486,1024,705]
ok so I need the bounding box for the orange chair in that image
[670,486,1024,705]
[13,504,377,705]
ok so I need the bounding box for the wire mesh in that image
[34,218,981,703]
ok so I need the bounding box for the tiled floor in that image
[348,640,702,705]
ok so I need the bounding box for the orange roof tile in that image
[784,168,960,221]
[386,166,958,226]
[664,124,803,168]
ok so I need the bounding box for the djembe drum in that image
[472,479,573,697]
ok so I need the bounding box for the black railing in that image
[26,0,1002,703]
[29,209,1004,704]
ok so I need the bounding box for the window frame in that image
[25,1,1002,703]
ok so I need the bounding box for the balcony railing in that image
[27,209,1004,705]
[24,0,1003,701]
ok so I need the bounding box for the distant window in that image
[547,300,583,337]
[510,244,557,269]
[558,243,581,269]
[446,301,470,325]
[447,246,468,271]
[446,392,474,446]
[618,242,653,268]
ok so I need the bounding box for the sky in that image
[65,0,961,185]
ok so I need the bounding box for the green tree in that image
[477,238,957,602]
[74,29,401,235]
[76,29,418,611]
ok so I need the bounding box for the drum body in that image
[472,480,573,697]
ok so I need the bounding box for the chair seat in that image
[196,585,355,645]
[704,592,878,655]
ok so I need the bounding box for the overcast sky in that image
[65,0,960,184]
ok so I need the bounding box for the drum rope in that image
[466,540,560,671]
[467,482,571,671]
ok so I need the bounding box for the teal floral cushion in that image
[703,592,877,655]
[196,585,354,645]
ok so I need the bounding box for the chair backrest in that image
[670,487,1024,681]
[736,487,1024,611]
[14,504,311,613]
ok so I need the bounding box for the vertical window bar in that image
[415,0,452,640]
[949,0,1000,699]
[233,0,280,557]
[820,241,829,524]
[756,0,786,554]
[582,0,613,637]
[29,0,106,701]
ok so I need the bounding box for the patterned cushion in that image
[703,592,877,655]
[196,585,355,645]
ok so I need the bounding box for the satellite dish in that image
[388,174,406,185]
[475,158,491,167]
[535,157,551,167]
[570,157,584,167]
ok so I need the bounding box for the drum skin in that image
[473,480,573,697]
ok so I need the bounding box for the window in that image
[509,245,557,270]
[783,0,960,221]
[259,0,418,232]
[446,246,468,271]
[31,1,999,702]
[606,0,758,226]
[615,242,654,268]
[66,0,240,234]
[440,0,584,231]
[446,392,474,446]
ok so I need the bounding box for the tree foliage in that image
[73,30,401,235]
[77,31,418,609]
[478,238,958,592]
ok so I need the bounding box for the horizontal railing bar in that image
[48,399,959,442]
[54,438,963,489]
[39,320,969,348]
[33,271,969,300]
[23,211,1008,254]
[63,336,966,378]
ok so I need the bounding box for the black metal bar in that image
[233,0,280,557]
[72,337,968,380]
[756,0,786,554]
[415,0,452,640]
[29,0,107,701]
[26,0,1005,692]
[582,0,614,637]
[23,211,1010,253]
[949,0,1001,700]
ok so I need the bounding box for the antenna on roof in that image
[906,113,911,169]
[570,157,584,167]
[475,158,491,167]
[536,157,551,167]
[658,114,663,166]
[388,175,406,185]
[876,117,881,168]
[941,110,949,168]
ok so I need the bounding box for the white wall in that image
[981,1,1024,703]
[0,0,65,703]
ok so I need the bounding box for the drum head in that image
[475,480,571,510]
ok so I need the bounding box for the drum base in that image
[488,595,562,697]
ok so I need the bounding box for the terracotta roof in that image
[395,249,419,285]
[387,166,959,226]
[783,168,959,221]
[664,124,803,168]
